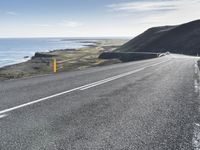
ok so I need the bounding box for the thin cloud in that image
[30,21,83,28]
[32,24,53,27]
[107,0,179,13]
[104,0,200,37]
[58,21,83,27]
[5,11,19,16]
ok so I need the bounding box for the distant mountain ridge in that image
[117,20,200,55]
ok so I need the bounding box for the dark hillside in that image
[117,20,200,55]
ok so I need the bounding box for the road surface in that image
[0,54,199,150]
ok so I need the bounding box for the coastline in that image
[0,39,128,80]
[0,38,99,69]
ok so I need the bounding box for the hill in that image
[117,20,200,55]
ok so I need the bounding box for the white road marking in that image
[79,68,145,90]
[195,63,199,74]
[0,114,8,119]
[193,61,200,150]
[0,60,169,115]
[193,123,200,149]
[0,88,80,115]
[194,62,200,94]
[194,79,199,93]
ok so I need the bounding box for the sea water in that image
[0,38,96,68]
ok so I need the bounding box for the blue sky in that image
[0,0,200,37]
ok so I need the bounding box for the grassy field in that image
[0,39,128,80]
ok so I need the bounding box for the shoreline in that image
[0,39,128,80]
[0,40,101,69]
[0,38,100,69]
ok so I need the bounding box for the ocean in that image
[0,38,96,68]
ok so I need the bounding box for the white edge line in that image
[0,60,170,115]
[0,114,8,119]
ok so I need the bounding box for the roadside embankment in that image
[0,39,127,80]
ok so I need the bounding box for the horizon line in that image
[0,36,133,39]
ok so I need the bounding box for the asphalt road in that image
[0,54,199,150]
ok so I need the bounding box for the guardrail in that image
[52,52,170,73]
[99,51,171,62]
[99,52,160,62]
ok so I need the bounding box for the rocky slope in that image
[117,20,200,55]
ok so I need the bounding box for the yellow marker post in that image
[53,58,57,73]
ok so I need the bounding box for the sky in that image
[0,0,200,38]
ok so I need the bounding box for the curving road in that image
[0,54,199,150]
